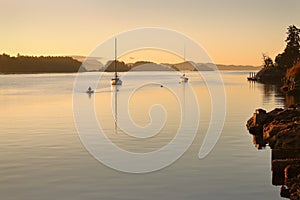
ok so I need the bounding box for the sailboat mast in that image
[183,43,186,73]
[179,42,189,83]
[114,38,117,78]
[184,43,186,62]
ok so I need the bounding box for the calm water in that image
[0,71,290,200]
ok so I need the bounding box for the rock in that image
[254,109,267,123]
[246,108,268,136]
[281,185,291,198]
[285,165,300,185]
[247,105,300,199]
[246,105,300,149]
[255,67,285,84]
[272,149,300,160]
[272,160,300,185]
[286,175,300,200]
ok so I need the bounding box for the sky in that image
[1,0,300,65]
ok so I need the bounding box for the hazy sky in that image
[1,0,300,65]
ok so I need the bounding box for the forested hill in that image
[0,54,85,74]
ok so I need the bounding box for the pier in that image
[247,72,258,81]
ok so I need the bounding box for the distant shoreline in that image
[0,53,260,74]
[83,59,260,73]
[0,69,260,75]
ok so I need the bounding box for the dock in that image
[247,72,258,81]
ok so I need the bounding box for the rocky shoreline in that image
[246,105,300,199]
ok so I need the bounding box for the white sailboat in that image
[111,38,123,86]
[180,73,188,83]
[180,44,189,83]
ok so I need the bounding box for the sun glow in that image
[119,48,184,64]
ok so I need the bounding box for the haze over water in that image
[0,71,288,200]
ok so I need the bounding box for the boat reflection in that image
[111,85,121,134]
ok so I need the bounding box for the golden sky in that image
[1,0,300,65]
[119,49,182,64]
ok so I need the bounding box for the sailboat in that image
[180,73,188,83]
[111,38,123,86]
[180,44,189,83]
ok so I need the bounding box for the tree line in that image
[0,54,84,74]
[263,25,300,69]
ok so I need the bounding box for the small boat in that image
[111,38,122,86]
[111,76,122,85]
[180,74,189,83]
[86,87,94,94]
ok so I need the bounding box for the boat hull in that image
[180,76,189,83]
[111,78,122,85]
[247,77,258,81]
[86,90,94,94]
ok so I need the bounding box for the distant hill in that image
[165,61,260,71]
[128,61,175,71]
[216,64,261,71]
[164,61,195,71]
[0,54,85,74]
[72,55,103,71]
[103,60,130,72]
[99,61,177,72]
[73,56,260,72]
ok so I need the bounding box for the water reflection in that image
[258,82,300,107]
[271,149,300,185]
[111,85,120,134]
[252,135,300,199]
[248,79,257,91]
[285,93,300,107]
[261,84,285,106]
[273,149,300,199]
